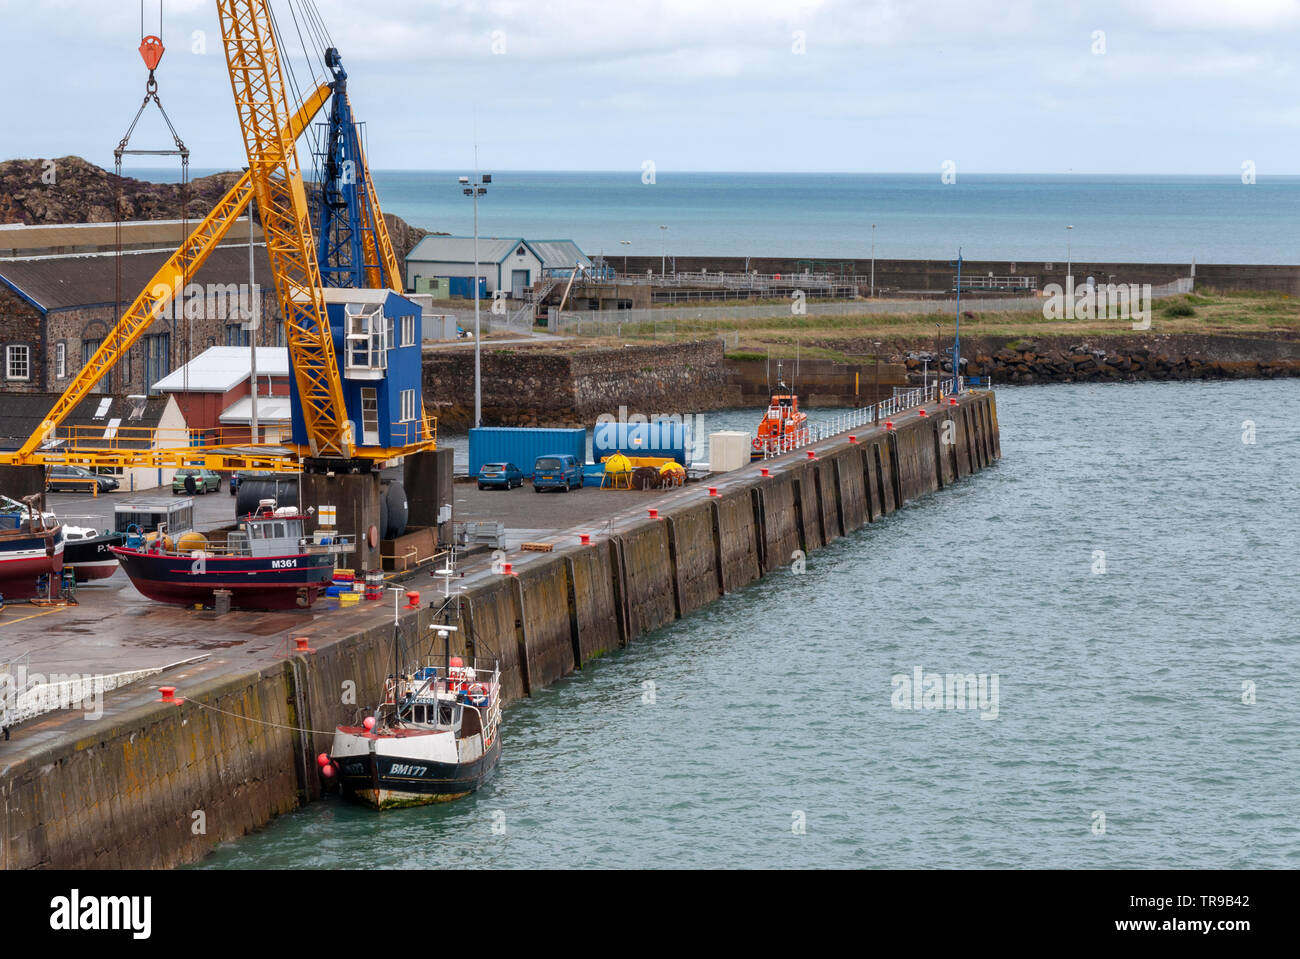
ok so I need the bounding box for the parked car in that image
[533,454,582,493]
[171,468,222,495]
[477,462,524,490]
[47,465,119,494]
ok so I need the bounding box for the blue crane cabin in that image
[289,289,424,452]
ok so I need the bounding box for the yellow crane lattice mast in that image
[216,0,352,460]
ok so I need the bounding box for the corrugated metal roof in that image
[527,240,590,271]
[0,245,274,313]
[219,395,292,424]
[0,393,172,451]
[152,347,289,393]
[0,218,261,256]
[406,236,530,265]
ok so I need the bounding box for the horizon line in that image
[8,157,1300,179]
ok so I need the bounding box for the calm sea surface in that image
[155,170,1300,264]
[200,379,1300,869]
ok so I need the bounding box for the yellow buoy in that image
[176,532,209,553]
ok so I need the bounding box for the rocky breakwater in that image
[901,333,1300,385]
[0,156,430,262]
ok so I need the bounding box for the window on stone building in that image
[225,324,251,347]
[55,342,66,379]
[82,338,111,393]
[6,345,30,380]
[143,333,171,395]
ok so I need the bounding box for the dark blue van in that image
[533,454,582,493]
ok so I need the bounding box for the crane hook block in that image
[139,35,165,73]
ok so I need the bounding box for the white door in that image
[511,269,529,299]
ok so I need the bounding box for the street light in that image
[620,239,631,277]
[1066,224,1073,285]
[460,171,491,427]
[872,340,883,424]
[659,225,668,276]
[870,223,878,298]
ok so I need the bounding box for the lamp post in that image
[460,172,491,427]
[659,224,668,276]
[620,239,631,277]
[247,197,258,445]
[1066,224,1073,286]
[870,223,876,298]
[872,340,882,424]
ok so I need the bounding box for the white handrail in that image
[763,376,963,458]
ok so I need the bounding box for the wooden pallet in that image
[520,542,554,552]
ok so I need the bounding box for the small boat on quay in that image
[328,611,502,809]
[62,526,124,582]
[2,494,121,584]
[0,494,64,602]
[751,387,810,460]
[110,499,353,610]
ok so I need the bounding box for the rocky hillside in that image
[0,155,432,262]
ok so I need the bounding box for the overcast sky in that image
[3,0,1299,175]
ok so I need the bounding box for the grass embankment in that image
[568,290,1300,362]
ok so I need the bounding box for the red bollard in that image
[807,450,817,459]
[405,590,420,608]
[295,636,317,654]
[648,509,659,520]
[918,409,928,417]
[885,421,894,431]
[760,468,770,476]
[158,686,182,704]
[579,533,591,546]
[849,435,857,443]
[949,398,958,406]
[502,563,514,575]
[708,487,718,496]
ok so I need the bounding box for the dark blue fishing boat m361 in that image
[111,499,353,610]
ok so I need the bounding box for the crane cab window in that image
[344,302,388,377]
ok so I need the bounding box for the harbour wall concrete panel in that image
[664,500,723,617]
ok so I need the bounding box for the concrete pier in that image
[0,391,1000,869]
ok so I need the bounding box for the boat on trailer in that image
[110,499,353,610]
[329,610,502,809]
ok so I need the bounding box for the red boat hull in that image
[0,547,64,600]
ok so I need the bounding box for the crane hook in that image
[139,35,165,73]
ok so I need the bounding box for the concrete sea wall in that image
[0,392,1000,870]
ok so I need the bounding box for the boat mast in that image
[388,587,406,722]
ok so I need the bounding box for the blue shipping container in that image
[469,427,587,478]
[592,419,693,467]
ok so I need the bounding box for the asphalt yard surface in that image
[0,480,684,678]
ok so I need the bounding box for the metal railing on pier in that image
[760,377,965,459]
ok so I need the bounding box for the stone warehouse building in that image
[0,219,282,397]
